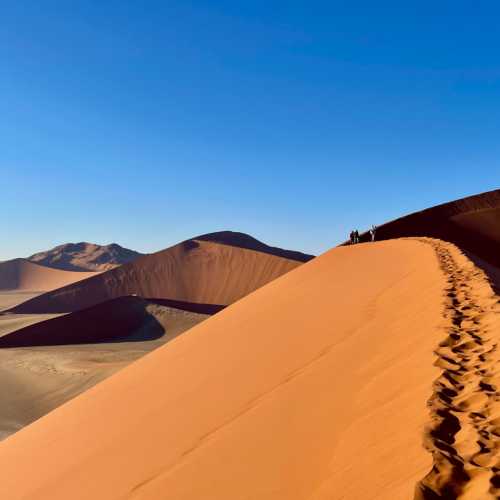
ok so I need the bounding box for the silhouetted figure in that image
[370,225,377,242]
[354,229,360,244]
[350,230,355,244]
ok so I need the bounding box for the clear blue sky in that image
[2,1,499,259]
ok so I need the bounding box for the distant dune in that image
[11,232,310,314]
[28,242,143,271]
[0,239,455,499]
[0,259,97,292]
[194,231,314,262]
[361,188,500,267]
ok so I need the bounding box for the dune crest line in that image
[415,238,500,499]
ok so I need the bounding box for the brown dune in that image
[11,233,308,314]
[359,188,500,267]
[0,239,464,500]
[28,242,143,271]
[0,259,97,292]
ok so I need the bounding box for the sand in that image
[0,301,207,440]
[0,238,467,500]
[0,291,61,340]
[414,239,500,498]
[0,259,97,292]
[12,238,305,314]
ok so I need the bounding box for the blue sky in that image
[2,1,499,259]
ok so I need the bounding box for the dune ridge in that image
[0,239,450,499]
[0,259,97,292]
[415,239,500,499]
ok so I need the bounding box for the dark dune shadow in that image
[0,296,165,348]
[146,297,226,315]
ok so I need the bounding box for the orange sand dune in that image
[0,259,97,292]
[12,233,307,314]
[0,239,459,499]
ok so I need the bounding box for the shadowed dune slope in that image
[0,240,448,500]
[0,259,97,292]
[0,296,168,346]
[361,188,500,267]
[28,242,143,271]
[11,235,305,314]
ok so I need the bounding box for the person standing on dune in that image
[354,229,360,244]
[370,225,377,242]
[350,230,355,244]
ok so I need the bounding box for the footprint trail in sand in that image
[415,239,500,499]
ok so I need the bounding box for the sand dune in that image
[11,232,307,314]
[0,238,466,500]
[363,188,500,268]
[0,259,97,292]
[28,242,143,271]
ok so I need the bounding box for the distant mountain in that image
[28,242,143,272]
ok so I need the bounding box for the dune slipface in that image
[0,239,459,500]
[11,233,309,314]
[0,259,97,292]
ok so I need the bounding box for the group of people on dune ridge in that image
[349,225,377,244]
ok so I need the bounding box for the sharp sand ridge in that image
[415,239,500,499]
